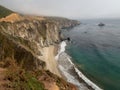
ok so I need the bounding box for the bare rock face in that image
[0,27,45,70]
[0,16,62,56]
[0,14,80,90]
[0,13,79,77]
[0,5,80,89]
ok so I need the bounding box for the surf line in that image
[56,41,103,90]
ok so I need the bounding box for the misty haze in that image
[0,0,120,19]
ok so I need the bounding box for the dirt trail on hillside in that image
[0,13,21,23]
[0,13,45,23]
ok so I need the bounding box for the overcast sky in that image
[0,0,120,19]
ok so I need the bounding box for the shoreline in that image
[55,41,103,90]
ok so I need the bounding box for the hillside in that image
[0,6,80,90]
[0,5,13,18]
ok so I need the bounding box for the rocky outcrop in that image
[0,26,45,70]
[0,13,80,90]
[0,14,79,73]
[45,17,80,29]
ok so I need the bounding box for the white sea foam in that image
[55,41,66,60]
[74,67,102,90]
[67,56,74,65]
[58,65,80,86]
[56,41,103,90]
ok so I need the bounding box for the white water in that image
[58,65,80,86]
[55,41,67,60]
[56,41,103,90]
[74,67,102,90]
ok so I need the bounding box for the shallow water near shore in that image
[57,41,102,90]
[62,19,120,90]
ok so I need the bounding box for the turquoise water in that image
[63,19,120,90]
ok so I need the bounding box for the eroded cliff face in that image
[0,13,79,90]
[0,17,58,76]
[0,14,79,74]
[0,29,45,70]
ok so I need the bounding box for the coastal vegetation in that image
[0,5,79,90]
[0,5,13,18]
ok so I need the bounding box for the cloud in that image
[0,0,120,19]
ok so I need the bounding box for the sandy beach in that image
[39,45,61,77]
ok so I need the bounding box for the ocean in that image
[61,19,120,90]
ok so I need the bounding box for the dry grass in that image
[3,58,45,90]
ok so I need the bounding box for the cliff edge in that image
[0,5,80,90]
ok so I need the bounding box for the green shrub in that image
[4,59,45,90]
[0,5,13,18]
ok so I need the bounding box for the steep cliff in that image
[0,13,79,74]
[0,6,80,89]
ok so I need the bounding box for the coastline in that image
[55,41,103,90]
